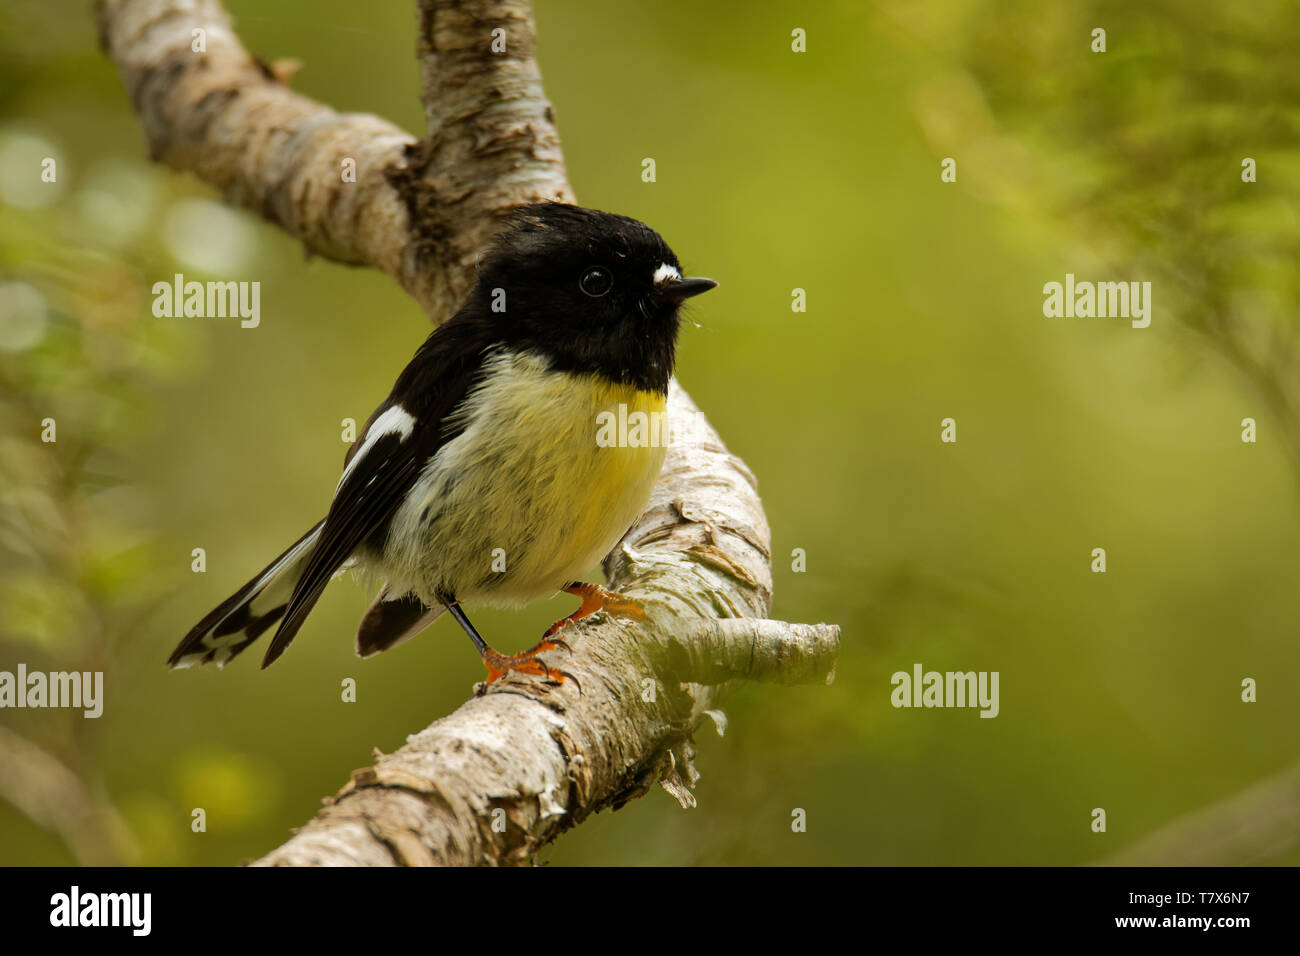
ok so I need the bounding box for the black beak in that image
[656,276,718,304]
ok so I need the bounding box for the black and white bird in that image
[167,203,716,683]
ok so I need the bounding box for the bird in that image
[167,202,717,684]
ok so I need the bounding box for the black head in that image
[469,203,716,394]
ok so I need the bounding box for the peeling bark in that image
[96,0,841,866]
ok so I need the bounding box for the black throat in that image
[530,308,679,395]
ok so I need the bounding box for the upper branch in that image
[95,0,573,316]
[404,0,573,305]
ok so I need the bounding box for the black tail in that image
[355,583,444,659]
[168,520,324,669]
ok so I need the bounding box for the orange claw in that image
[476,582,641,693]
[481,641,579,691]
[543,582,645,638]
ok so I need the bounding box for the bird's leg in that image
[445,600,576,687]
[543,581,645,638]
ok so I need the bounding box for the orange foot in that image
[543,581,645,639]
[481,636,578,689]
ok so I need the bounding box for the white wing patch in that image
[336,405,416,493]
[653,263,681,285]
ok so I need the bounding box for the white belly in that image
[379,350,667,607]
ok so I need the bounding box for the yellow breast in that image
[385,350,668,607]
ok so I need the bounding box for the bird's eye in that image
[579,266,613,297]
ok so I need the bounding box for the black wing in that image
[260,320,494,668]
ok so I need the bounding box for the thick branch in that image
[96,0,424,301]
[97,0,840,866]
[402,0,574,305]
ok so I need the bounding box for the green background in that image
[2,0,1298,865]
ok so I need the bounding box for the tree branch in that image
[401,0,574,307]
[97,0,840,866]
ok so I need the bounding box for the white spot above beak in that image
[653,263,682,285]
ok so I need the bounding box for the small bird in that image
[168,203,716,683]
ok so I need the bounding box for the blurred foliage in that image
[1,0,1299,866]
[890,0,1300,477]
[0,134,185,862]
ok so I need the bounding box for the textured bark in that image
[97,0,840,866]
[95,0,570,313]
